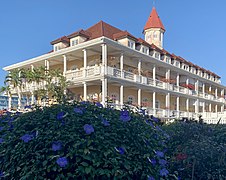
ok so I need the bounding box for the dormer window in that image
[142,47,149,54]
[165,57,170,64]
[155,52,160,59]
[72,39,78,46]
[128,40,135,49]
[54,46,60,52]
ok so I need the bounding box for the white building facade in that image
[3,8,226,123]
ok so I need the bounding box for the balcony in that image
[65,65,224,103]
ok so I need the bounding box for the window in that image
[127,96,134,104]
[72,39,78,46]
[128,41,134,49]
[142,47,148,54]
[54,46,60,52]
[110,93,118,103]
[155,101,160,109]
[166,57,170,63]
[155,53,160,59]
[153,32,158,39]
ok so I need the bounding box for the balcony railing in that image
[16,65,225,104]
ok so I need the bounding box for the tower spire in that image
[143,7,165,49]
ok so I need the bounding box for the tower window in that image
[153,32,158,39]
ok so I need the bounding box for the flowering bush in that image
[164,122,226,179]
[0,102,171,179]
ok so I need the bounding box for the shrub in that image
[164,122,226,180]
[0,102,171,179]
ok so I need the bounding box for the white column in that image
[203,102,205,113]
[138,60,141,76]
[153,91,156,116]
[83,82,87,101]
[176,96,180,118]
[176,96,180,112]
[31,92,34,105]
[195,80,199,94]
[215,104,218,113]
[215,88,218,98]
[105,78,108,104]
[209,86,212,93]
[186,98,189,112]
[209,103,212,112]
[153,65,156,86]
[176,73,180,86]
[120,85,124,106]
[63,55,67,76]
[138,89,141,107]
[101,79,106,105]
[101,44,107,74]
[120,53,124,78]
[221,89,225,98]
[186,78,189,85]
[83,49,87,77]
[221,105,224,112]
[165,69,170,80]
[202,83,205,97]
[45,60,49,72]
[165,93,170,116]
[195,99,199,114]
[31,65,34,71]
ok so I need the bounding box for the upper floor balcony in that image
[64,65,226,104]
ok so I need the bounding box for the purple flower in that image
[159,168,169,177]
[20,134,33,143]
[147,157,156,166]
[115,147,125,155]
[148,176,155,180]
[156,151,164,158]
[145,120,154,128]
[102,119,110,126]
[0,171,4,177]
[0,127,3,131]
[84,124,94,135]
[120,110,131,122]
[52,141,62,151]
[159,159,167,166]
[150,115,159,123]
[155,126,163,132]
[74,107,83,114]
[56,157,68,168]
[57,112,65,120]
[95,102,103,108]
[0,138,4,144]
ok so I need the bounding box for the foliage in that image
[0,102,172,179]
[164,121,226,180]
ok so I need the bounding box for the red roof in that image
[85,21,122,40]
[49,20,220,78]
[51,36,70,45]
[67,29,91,39]
[144,7,165,31]
[113,31,137,41]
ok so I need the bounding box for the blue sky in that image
[0,0,226,86]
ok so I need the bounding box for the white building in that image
[3,7,226,123]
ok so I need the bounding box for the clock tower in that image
[143,7,165,49]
